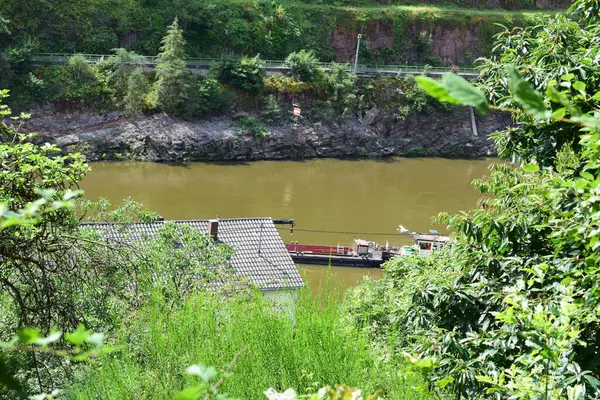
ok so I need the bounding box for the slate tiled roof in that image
[81,218,304,291]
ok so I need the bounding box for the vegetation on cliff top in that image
[0,14,450,132]
[0,0,560,64]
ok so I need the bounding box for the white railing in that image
[32,53,478,75]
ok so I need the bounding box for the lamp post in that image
[353,33,362,75]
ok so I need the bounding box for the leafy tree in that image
[41,54,106,105]
[321,64,357,118]
[98,48,145,105]
[357,75,444,121]
[193,77,229,114]
[262,94,281,122]
[476,15,600,167]
[0,17,11,88]
[347,11,600,399]
[218,56,265,94]
[569,0,600,25]
[123,68,150,116]
[0,90,89,331]
[284,50,322,83]
[152,17,192,116]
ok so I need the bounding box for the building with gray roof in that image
[82,218,304,294]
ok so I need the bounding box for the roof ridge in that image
[81,217,274,225]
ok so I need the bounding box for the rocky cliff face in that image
[332,19,486,65]
[25,105,511,162]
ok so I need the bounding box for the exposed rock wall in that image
[25,105,510,162]
[332,19,486,65]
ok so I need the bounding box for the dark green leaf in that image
[442,74,488,114]
[415,76,460,105]
[506,65,551,119]
[0,356,24,393]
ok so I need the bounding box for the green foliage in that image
[569,0,600,24]
[68,288,423,399]
[123,68,150,116]
[97,48,145,105]
[0,14,9,35]
[320,65,357,118]
[235,115,270,137]
[0,92,89,330]
[152,17,193,116]
[40,55,106,105]
[416,73,487,113]
[194,77,230,114]
[219,56,266,94]
[346,10,600,399]
[265,76,314,96]
[0,324,121,398]
[262,94,282,122]
[476,14,600,166]
[285,50,322,82]
[78,197,159,224]
[359,75,445,120]
[0,0,550,75]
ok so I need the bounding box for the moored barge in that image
[285,231,453,268]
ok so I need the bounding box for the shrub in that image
[41,55,106,105]
[98,48,145,105]
[123,68,150,116]
[264,76,313,95]
[194,77,229,114]
[320,65,357,118]
[284,50,322,82]
[262,94,281,122]
[234,115,269,137]
[218,56,265,94]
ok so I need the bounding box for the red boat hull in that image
[285,243,353,256]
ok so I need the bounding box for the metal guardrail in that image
[32,53,478,76]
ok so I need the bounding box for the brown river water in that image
[81,158,494,293]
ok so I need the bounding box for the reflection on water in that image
[81,157,495,292]
[299,264,384,296]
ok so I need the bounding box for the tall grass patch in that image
[68,288,423,399]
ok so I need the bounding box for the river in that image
[81,157,494,292]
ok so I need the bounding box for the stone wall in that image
[25,105,511,162]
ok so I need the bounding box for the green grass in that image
[67,288,425,399]
[228,0,566,16]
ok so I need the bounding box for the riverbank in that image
[27,105,510,161]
